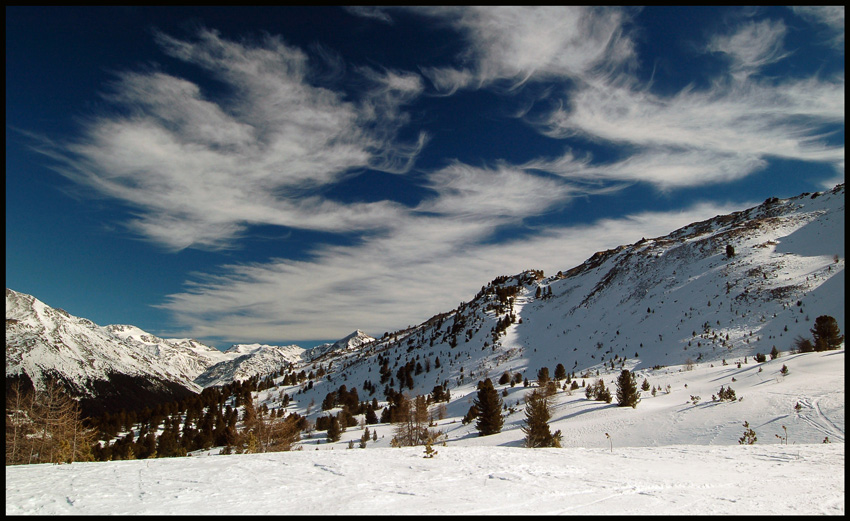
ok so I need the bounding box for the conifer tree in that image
[554,363,567,381]
[365,404,379,425]
[392,394,432,446]
[586,379,612,403]
[326,415,342,442]
[537,367,551,387]
[616,370,641,408]
[811,315,844,351]
[461,404,480,425]
[473,379,504,436]
[521,390,562,448]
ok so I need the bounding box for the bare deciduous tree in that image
[6,379,96,465]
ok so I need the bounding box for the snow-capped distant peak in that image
[194,343,305,388]
[305,330,375,361]
[225,343,265,355]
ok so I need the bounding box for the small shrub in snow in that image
[717,385,737,402]
[793,335,815,353]
[738,421,757,445]
[586,379,612,403]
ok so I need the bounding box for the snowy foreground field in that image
[5,444,844,515]
[7,349,844,515]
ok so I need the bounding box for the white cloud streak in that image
[402,7,844,190]
[158,198,749,342]
[414,6,636,92]
[790,6,845,49]
[43,28,424,250]
[532,21,844,190]
[706,19,789,81]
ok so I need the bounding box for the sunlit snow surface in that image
[6,349,844,515]
[5,444,844,515]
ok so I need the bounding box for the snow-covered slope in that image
[246,184,843,449]
[308,184,844,390]
[6,185,844,426]
[193,343,305,388]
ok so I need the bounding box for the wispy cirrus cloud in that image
[528,17,844,190]
[408,6,637,92]
[535,73,844,187]
[158,197,749,342]
[36,28,425,250]
[790,6,845,49]
[386,7,844,190]
[706,19,789,80]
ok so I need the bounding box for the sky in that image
[5,6,845,350]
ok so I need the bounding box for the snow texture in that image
[5,444,843,515]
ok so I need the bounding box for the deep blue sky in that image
[6,7,844,350]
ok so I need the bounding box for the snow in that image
[5,444,843,515]
[6,348,844,515]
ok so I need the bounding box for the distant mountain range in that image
[6,184,844,417]
[5,289,371,415]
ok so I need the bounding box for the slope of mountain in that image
[251,185,843,444]
[193,343,305,388]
